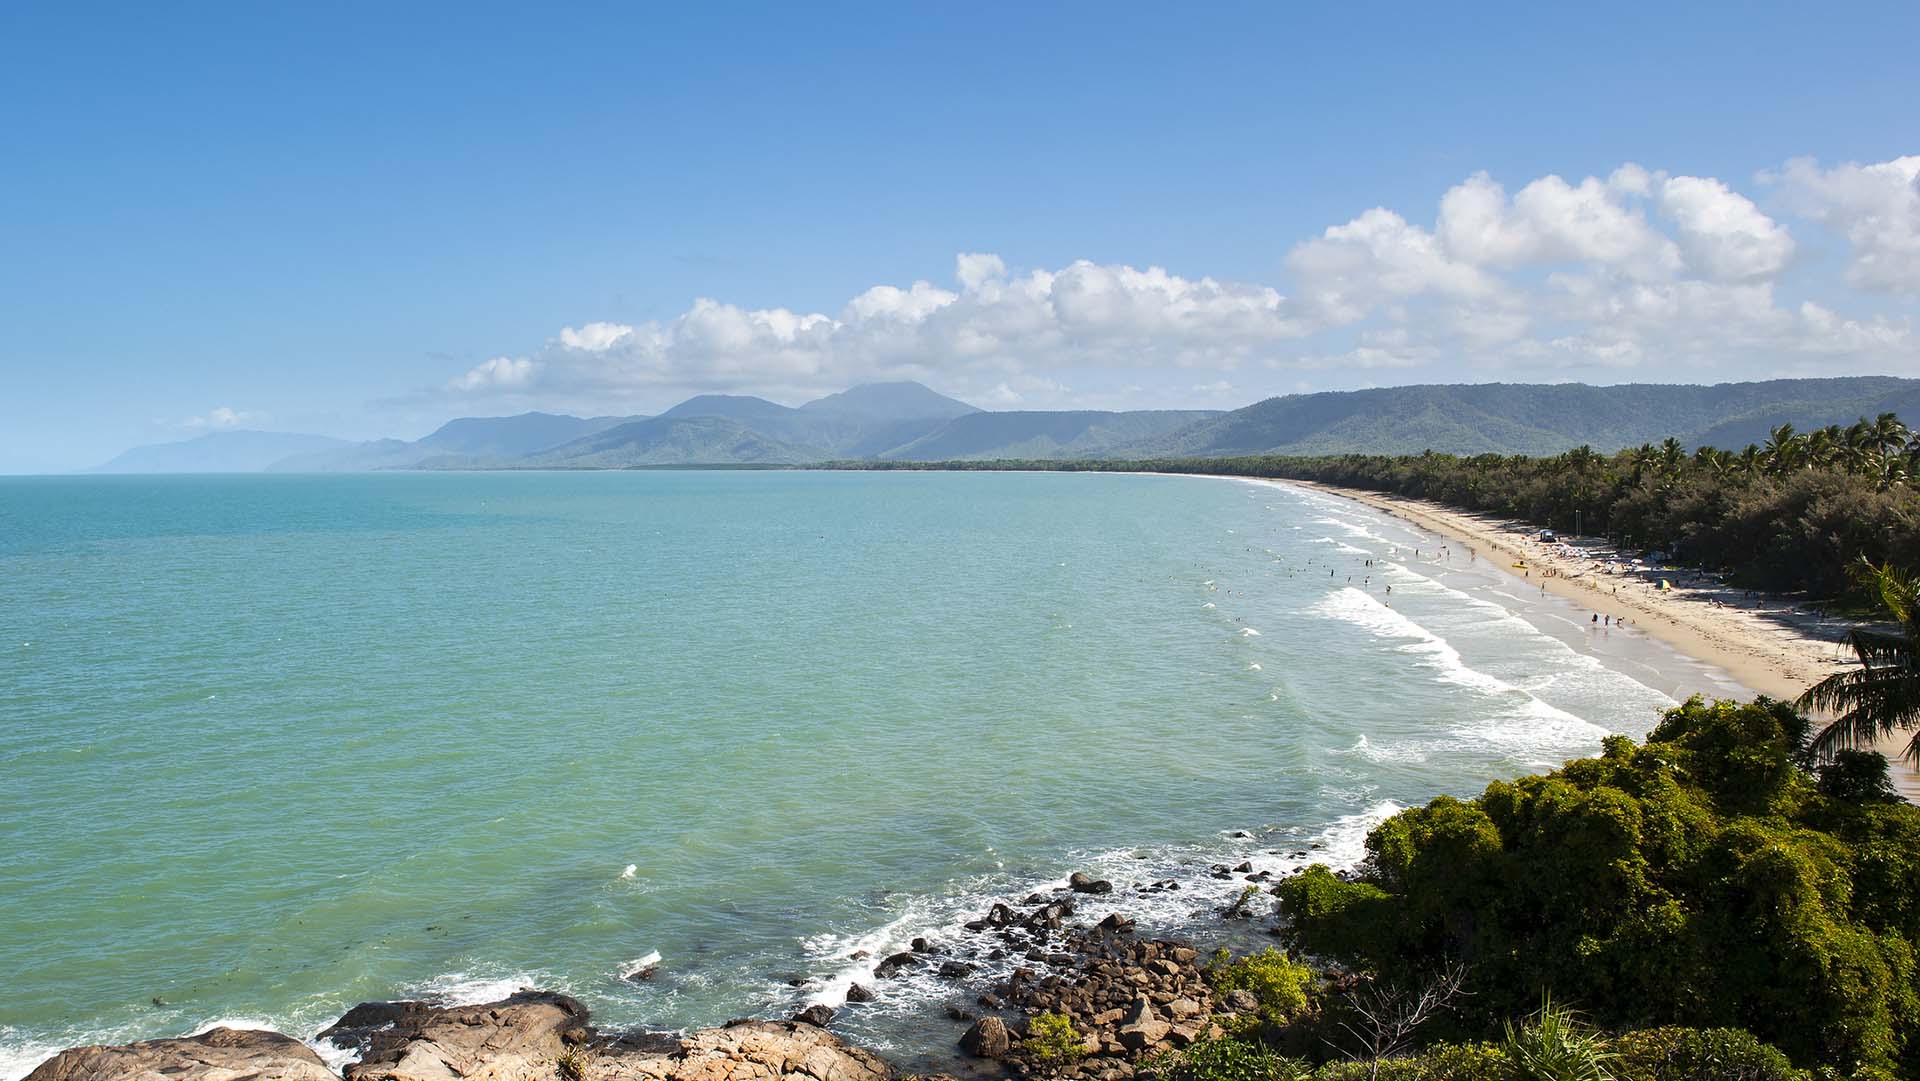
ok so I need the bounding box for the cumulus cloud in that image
[1773,155,1920,294]
[1655,175,1795,281]
[424,154,1914,410]
[449,356,539,392]
[1437,171,1679,276]
[559,322,635,351]
[184,406,261,430]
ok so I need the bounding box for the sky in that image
[1,2,1917,472]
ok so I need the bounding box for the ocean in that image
[0,470,1748,1076]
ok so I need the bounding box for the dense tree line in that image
[840,414,1920,597]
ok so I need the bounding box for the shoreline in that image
[1247,476,1919,799]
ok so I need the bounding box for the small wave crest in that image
[1308,588,1608,754]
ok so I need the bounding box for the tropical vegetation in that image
[1243,696,1920,1079]
[1801,561,1920,763]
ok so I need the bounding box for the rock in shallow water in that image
[1067,873,1113,895]
[791,1004,835,1028]
[24,1027,338,1081]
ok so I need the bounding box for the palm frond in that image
[1843,628,1918,668]
[1853,558,1917,623]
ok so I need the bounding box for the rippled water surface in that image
[0,471,1747,1075]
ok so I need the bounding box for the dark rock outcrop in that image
[1067,873,1113,895]
[791,1004,835,1028]
[873,951,919,979]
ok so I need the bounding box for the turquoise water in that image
[0,471,1746,1075]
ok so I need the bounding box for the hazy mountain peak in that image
[797,381,978,421]
[91,430,352,474]
[417,412,633,457]
[659,394,796,422]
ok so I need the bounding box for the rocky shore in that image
[24,874,1271,1081]
[26,992,890,1081]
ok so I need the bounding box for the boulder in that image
[1222,989,1260,1014]
[24,1027,337,1081]
[843,983,875,1004]
[792,1004,835,1028]
[1115,997,1170,1052]
[1165,998,1202,1021]
[333,990,589,1081]
[1068,873,1114,895]
[599,1020,891,1081]
[959,1017,1010,1059]
[874,951,920,979]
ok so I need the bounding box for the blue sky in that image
[2,2,1917,472]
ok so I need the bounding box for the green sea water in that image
[0,470,1748,1075]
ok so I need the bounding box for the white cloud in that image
[184,406,260,430]
[425,154,1916,410]
[559,322,635,351]
[449,356,539,392]
[955,252,1007,291]
[1436,171,1678,276]
[1656,175,1795,281]
[1287,208,1499,325]
[1773,155,1920,294]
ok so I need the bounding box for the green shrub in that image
[1147,1034,1308,1081]
[1608,1027,1805,1081]
[1207,947,1317,1024]
[1502,997,1613,1081]
[1274,866,1394,961]
[1307,1042,1508,1080]
[1272,696,1920,1076]
[1024,1011,1085,1064]
[1818,751,1901,804]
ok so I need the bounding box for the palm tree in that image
[1872,412,1910,458]
[1842,420,1878,475]
[1800,560,1920,763]
[1764,424,1802,475]
[1805,425,1842,470]
[1658,436,1685,477]
[1629,443,1658,486]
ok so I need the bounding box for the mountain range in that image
[90,375,1920,473]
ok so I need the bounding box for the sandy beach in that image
[1260,478,1919,799]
